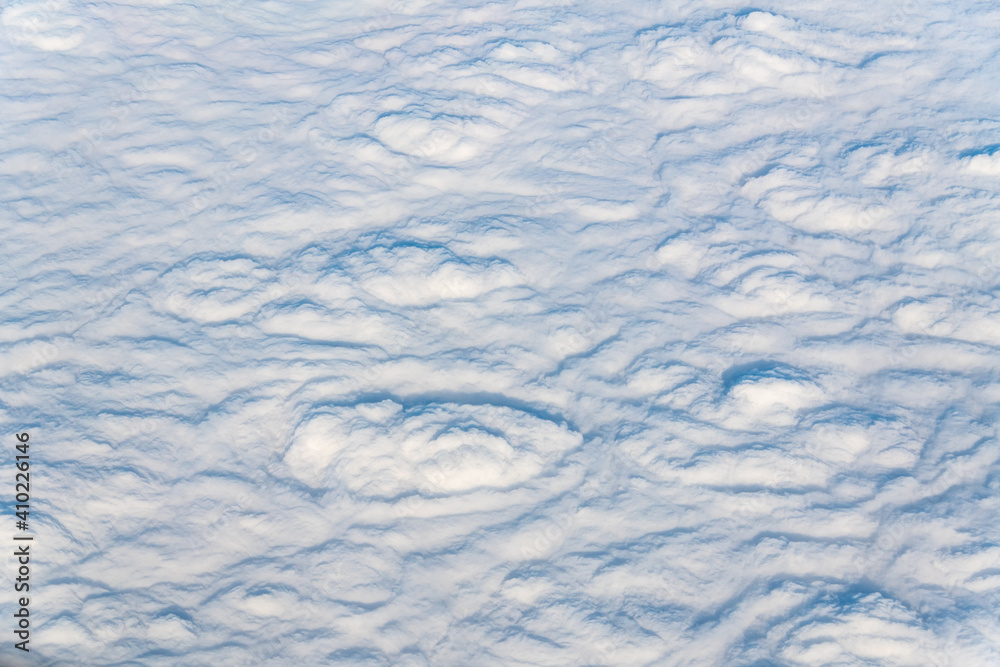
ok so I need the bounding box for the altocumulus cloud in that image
[1,0,999,665]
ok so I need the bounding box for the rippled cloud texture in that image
[2,0,1000,664]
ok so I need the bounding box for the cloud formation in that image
[1,0,999,664]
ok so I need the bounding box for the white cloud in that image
[1,0,998,664]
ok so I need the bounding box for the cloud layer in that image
[1,0,999,664]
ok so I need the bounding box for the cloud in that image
[1,0,999,664]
